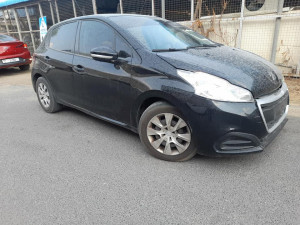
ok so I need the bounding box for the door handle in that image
[73,65,85,74]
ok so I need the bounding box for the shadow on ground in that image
[0,67,23,75]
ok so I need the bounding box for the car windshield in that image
[0,34,16,42]
[110,16,217,51]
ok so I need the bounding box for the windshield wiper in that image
[189,43,222,49]
[152,48,188,52]
[152,44,221,52]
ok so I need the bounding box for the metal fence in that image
[0,0,299,76]
[0,0,97,53]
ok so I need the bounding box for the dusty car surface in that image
[31,14,289,161]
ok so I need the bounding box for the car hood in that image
[157,46,283,98]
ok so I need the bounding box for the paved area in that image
[0,68,32,86]
[0,69,300,225]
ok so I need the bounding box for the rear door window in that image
[49,22,77,53]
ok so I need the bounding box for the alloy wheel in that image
[38,83,50,108]
[146,113,191,155]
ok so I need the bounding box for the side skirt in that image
[58,100,138,133]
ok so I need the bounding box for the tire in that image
[36,77,62,113]
[138,101,197,162]
[19,65,30,71]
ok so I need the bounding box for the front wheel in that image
[138,101,197,162]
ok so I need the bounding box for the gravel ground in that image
[0,69,300,225]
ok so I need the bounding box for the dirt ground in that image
[0,68,32,86]
[285,77,300,105]
[1,68,299,105]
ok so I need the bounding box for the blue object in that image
[39,16,47,41]
[39,16,47,30]
[0,0,30,8]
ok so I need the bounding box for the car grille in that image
[256,82,289,133]
[261,92,288,129]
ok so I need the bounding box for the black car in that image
[31,14,289,161]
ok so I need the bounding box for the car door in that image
[43,21,78,105]
[72,19,134,124]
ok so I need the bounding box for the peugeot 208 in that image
[31,15,289,161]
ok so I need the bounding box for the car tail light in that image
[16,43,28,48]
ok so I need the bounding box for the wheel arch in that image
[32,73,43,92]
[131,90,185,129]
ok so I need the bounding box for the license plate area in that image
[261,92,288,129]
[256,82,289,133]
[2,58,20,64]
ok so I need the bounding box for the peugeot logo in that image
[269,71,278,82]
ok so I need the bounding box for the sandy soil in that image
[285,77,300,105]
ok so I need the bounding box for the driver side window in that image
[78,20,114,57]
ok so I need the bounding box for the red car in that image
[0,34,31,70]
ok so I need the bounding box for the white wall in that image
[180,10,300,75]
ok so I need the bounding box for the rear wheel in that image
[19,65,30,71]
[138,101,197,161]
[36,77,62,113]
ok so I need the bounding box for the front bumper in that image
[183,83,289,157]
[213,118,287,155]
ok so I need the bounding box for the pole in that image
[152,0,155,16]
[120,0,123,14]
[25,6,36,51]
[92,0,97,14]
[270,0,284,63]
[38,2,43,17]
[237,0,245,48]
[55,0,60,23]
[72,0,77,17]
[2,10,10,34]
[161,0,165,19]
[49,1,56,24]
[296,60,300,77]
[191,0,194,21]
[13,9,22,41]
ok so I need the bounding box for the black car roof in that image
[47,14,165,51]
[60,14,159,23]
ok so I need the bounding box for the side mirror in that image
[90,47,118,61]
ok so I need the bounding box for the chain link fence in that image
[0,0,299,76]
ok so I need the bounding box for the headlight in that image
[177,70,254,102]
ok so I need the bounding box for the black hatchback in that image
[31,14,289,161]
